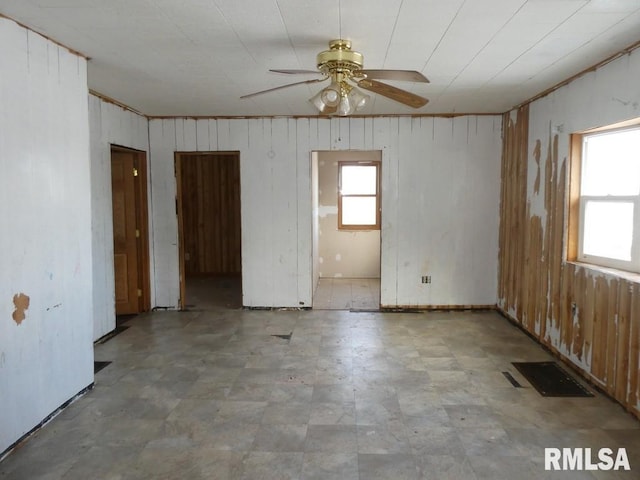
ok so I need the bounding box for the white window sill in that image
[567,261,640,284]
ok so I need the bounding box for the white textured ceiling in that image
[1,0,639,116]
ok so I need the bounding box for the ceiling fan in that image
[241,39,429,116]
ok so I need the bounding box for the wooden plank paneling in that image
[149,119,179,307]
[606,278,620,390]
[629,283,640,410]
[498,105,640,419]
[196,119,210,151]
[615,281,632,401]
[497,107,529,323]
[296,118,312,307]
[179,152,241,276]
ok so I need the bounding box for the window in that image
[338,161,380,230]
[573,124,640,273]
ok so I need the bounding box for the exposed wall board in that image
[148,115,501,308]
[368,118,396,305]
[498,46,640,418]
[296,119,313,304]
[0,18,93,453]
[88,95,150,340]
[269,118,299,306]
[148,119,181,307]
[316,151,381,279]
[393,116,503,307]
[311,152,320,295]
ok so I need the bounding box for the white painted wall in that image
[519,46,640,353]
[0,18,93,454]
[317,150,381,278]
[528,50,640,207]
[149,116,502,308]
[89,95,150,340]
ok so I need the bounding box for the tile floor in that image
[313,278,380,310]
[183,275,243,310]
[1,307,639,479]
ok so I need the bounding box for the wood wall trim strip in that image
[0,13,88,59]
[89,90,144,117]
[146,113,502,120]
[380,304,497,311]
[513,40,640,111]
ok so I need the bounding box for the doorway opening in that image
[175,152,242,310]
[311,150,382,310]
[110,145,151,316]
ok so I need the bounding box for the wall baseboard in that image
[0,383,94,462]
[381,304,497,312]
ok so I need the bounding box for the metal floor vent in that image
[512,361,593,397]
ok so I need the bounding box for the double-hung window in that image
[576,125,640,273]
[338,161,381,230]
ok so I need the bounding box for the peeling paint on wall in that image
[12,293,30,325]
[533,139,541,195]
[499,105,640,420]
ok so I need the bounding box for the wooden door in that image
[111,149,144,314]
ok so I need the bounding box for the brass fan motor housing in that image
[316,39,364,77]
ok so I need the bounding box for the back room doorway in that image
[175,152,242,309]
[312,150,382,310]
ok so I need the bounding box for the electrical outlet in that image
[421,275,431,284]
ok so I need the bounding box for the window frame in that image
[337,160,381,231]
[570,121,640,274]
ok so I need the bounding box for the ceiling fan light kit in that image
[320,80,341,106]
[242,39,429,116]
[311,73,370,116]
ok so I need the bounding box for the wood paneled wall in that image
[498,106,640,419]
[178,153,241,275]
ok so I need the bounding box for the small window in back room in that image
[338,161,381,230]
[574,124,640,273]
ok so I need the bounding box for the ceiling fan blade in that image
[241,78,327,99]
[358,69,429,83]
[357,79,429,108]
[270,69,322,75]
